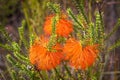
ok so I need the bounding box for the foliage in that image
[0,0,120,80]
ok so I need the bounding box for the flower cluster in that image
[44,14,73,37]
[64,38,98,70]
[29,13,99,70]
[29,36,63,70]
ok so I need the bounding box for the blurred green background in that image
[0,0,120,80]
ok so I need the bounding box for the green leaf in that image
[67,8,84,30]
[105,18,120,40]
[108,39,120,52]
[18,20,28,48]
[6,54,16,65]
[72,0,88,23]
[47,2,60,13]
[0,43,12,50]
[11,70,17,80]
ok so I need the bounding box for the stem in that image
[64,65,72,76]
[47,17,57,50]
[88,0,92,22]
[0,72,7,80]
[38,71,45,80]
[99,49,111,80]
[54,68,64,80]
[64,64,77,80]
[96,2,105,41]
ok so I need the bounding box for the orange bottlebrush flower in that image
[29,36,63,70]
[63,38,98,70]
[43,14,73,37]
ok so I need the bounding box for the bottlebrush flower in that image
[43,14,73,37]
[29,36,63,70]
[63,38,99,70]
